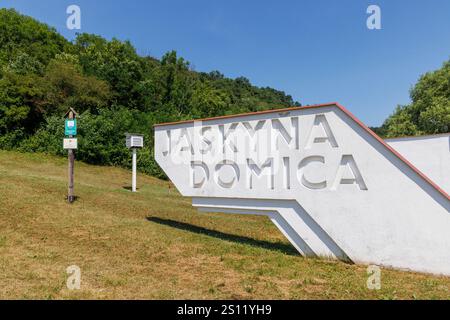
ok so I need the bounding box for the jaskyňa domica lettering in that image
[159,113,368,192]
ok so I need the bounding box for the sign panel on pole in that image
[65,119,77,136]
[63,138,78,150]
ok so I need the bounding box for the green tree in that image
[37,55,111,115]
[160,50,194,117]
[74,34,144,109]
[381,59,450,137]
[0,71,42,135]
[2,51,44,75]
[0,8,70,66]
[190,81,229,118]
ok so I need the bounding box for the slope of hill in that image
[0,150,449,299]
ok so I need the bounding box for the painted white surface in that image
[154,104,450,275]
[132,148,137,192]
[386,134,450,194]
[126,134,144,149]
[63,138,77,150]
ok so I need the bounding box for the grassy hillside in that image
[0,150,449,299]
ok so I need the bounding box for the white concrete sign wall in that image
[154,103,450,276]
[386,134,450,194]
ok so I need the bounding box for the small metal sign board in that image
[63,138,78,150]
[65,119,77,136]
[125,133,144,149]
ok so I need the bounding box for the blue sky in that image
[2,0,449,126]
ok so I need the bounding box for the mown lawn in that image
[0,150,449,299]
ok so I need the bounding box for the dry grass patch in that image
[0,150,449,299]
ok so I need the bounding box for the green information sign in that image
[65,119,77,136]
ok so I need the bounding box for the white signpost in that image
[126,133,144,192]
[154,102,450,276]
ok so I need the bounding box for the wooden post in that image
[68,111,75,203]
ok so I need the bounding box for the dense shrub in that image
[18,108,164,178]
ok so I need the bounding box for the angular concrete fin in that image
[154,103,450,275]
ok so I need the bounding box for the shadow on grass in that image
[65,195,80,202]
[147,216,299,256]
[123,186,139,191]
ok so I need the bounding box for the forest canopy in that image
[377,60,449,137]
